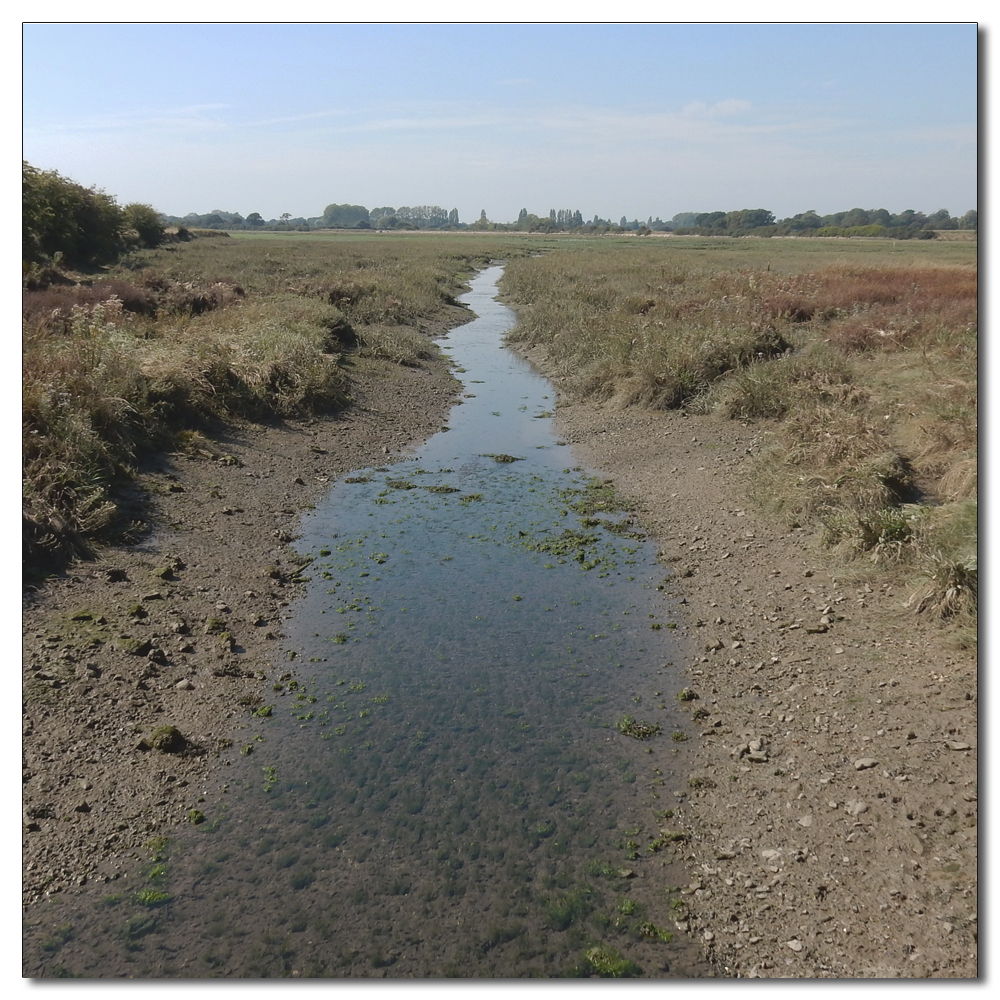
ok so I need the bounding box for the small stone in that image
[73,801,91,813]
[121,638,153,657]
[786,939,803,952]
[175,679,195,690]
[845,799,868,816]
[854,758,879,771]
[944,741,972,751]
[797,815,813,827]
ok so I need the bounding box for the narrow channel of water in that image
[24,266,708,978]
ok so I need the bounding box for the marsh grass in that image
[501,239,977,626]
[23,232,528,569]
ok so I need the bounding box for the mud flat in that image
[22,272,976,979]
[544,385,978,979]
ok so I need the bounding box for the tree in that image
[123,203,166,247]
[322,203,370,228]
[841,208,871,228]
[448,208,459,225]
[246,212,265,227]
[959,209,978,230]
[280,213,291,223]
[725,208,775,231]
[695,211,727,228]
[22,161,125,266]
[925,208,955,230]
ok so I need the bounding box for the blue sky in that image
[22,22,978,223]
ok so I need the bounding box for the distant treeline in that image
[165,203,463,232]
[168,203,978,239]
[22,160,978,272]
[668,207,978,239]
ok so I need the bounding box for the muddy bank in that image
[22,351,461,906]
[541,376,977,979]
[22,315,976,979]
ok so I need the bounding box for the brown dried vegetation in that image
[501,240,977,631]
[22,232,512,572]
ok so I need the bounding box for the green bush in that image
[23,161,124,266]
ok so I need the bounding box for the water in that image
[24,266,708,978]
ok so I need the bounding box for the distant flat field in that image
[225,228,977,271]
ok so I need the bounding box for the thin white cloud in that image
[27,103,233,134]
[241,109,354,128]
[681,99,752,118]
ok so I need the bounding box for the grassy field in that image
[500,236,977,633]
[22,232,537,569]
[22,230,978,633]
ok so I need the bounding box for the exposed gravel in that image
[21,330,977,979]
[546,384,978,979]
[22,353,460,908]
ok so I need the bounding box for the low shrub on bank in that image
[23,293,351,567]
[23,233,527,571]
[500,242,977,629]
[357,324,434,366]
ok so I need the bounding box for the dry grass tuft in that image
[501,240,977,628]
[23,232,522,570]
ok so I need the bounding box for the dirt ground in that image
[546,383,978,980]
[22,334,976,978]
[21,351,460,906]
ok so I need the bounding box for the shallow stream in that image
[24,266,708,978]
